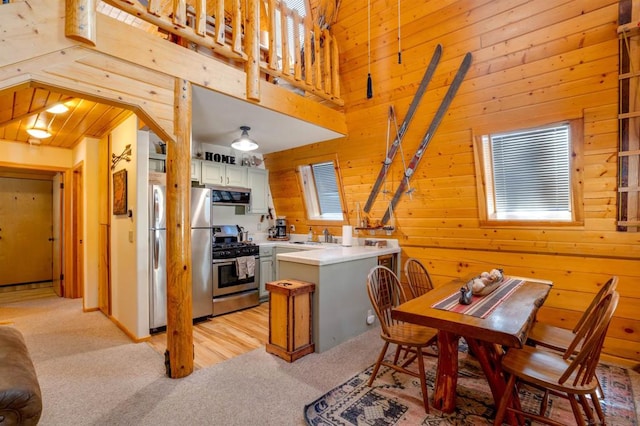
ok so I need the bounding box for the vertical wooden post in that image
[313,23,322,90]
[193,0,206,36]
[280,5,290,76]
[322,29,331,93]
[331,35,340,97]
[292,10,302,81]
[267,0,278,70]
[166,77,194,379]
[65,0,96,46]
[215,0,225,45]
[245,0,260,101]
[304,15,312,86]
[231,0,242,54]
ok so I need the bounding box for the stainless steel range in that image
[211,225,260,316]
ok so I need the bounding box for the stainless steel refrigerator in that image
[149,185,213,332]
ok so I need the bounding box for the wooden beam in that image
[65,0,97,46]
[166,77,194,379]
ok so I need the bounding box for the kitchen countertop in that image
[267,242,400,266]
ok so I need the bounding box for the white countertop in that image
[273,244,400,266]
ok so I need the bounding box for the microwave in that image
[210,186,251,205]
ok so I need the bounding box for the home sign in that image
[205,152,236,165]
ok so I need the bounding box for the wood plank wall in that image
[265,0,640,363]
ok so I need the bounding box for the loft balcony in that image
[0,0,346,148]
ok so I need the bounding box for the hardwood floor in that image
[0,287,270,370]
[148,302,270,370]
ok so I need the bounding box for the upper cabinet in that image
[247,168,269,214]
[201,162,248,187]
[191,159,201,182]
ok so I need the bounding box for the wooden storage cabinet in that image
[266,279,315,362]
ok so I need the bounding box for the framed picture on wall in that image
[113,169,128,215]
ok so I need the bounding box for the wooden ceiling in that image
[0,87,133,149]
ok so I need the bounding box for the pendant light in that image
[26,126,52,139]
[231,126,259,152]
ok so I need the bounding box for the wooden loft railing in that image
[99,0,343,106]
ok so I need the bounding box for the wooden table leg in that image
[432,331,459,413]
[465,339,524,426]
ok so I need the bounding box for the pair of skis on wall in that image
[363,45,472,225]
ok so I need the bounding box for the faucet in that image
[323,228,330,243]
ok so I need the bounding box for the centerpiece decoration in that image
[469,268,504,296]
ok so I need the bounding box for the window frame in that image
[295,154,349,226]
[472,119,584,227]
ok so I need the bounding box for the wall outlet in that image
[290,224,295,232]
[366,309,375,325]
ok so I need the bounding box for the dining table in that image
[392,275,552,424]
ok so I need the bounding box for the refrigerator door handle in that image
[154,230,160,269]
[205,192,211,224]
[153,188,159,228]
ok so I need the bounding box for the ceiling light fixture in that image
[231,126,258,152]
[46,103,69,114]
[26,126,52,139]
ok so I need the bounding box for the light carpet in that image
[0,293,381,425]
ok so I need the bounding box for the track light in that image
[231,126,258,152]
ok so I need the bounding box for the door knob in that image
[48,237,54,241]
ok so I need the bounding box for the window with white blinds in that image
[477,122,581,222]
[282,0,307,17]
[298,160,345,221]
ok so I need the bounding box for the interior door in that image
[52,173,63,296]
[0,177,53,286]
[72,168,84,298]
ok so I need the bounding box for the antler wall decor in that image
[111,144,132,169]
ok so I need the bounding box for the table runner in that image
[431,277,525,318]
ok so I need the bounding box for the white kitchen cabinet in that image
[190,159,201,182]
[259,246,274,302]
[225,164,248,187]
[201,162,248,187]
[247,168,268,214]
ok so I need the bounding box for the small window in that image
[474,121,583,225]
[297,158,346,222]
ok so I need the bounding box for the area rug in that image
[304,343,638,425]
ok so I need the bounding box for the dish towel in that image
[236,257,248,279]
[245,256,256,278]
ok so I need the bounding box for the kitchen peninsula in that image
[272,241,401,352]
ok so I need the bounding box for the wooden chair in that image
[493,291,619,426]
[366,265,438,413]
[404,258,434,299]
[527,276,618,353]
[527,276,617,399]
